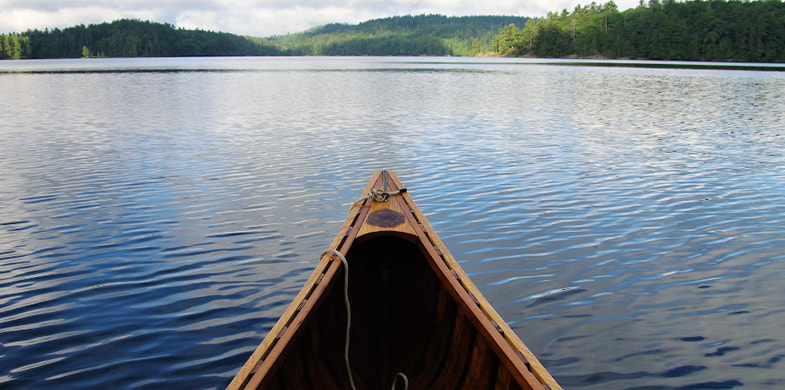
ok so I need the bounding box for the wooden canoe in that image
[227,171,561,390]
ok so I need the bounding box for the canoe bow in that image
[228,170,561,390]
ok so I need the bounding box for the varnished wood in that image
[227,171,561,390]
[356,172,416,238]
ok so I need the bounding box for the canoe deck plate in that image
[367,208,405,228]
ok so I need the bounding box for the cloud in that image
[174,5,383,36]
[0,7,160,33]
[0,0,642,37]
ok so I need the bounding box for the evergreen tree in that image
[0,34,32,59]
[4,4,785,61]
[10,19,283,59]
[494,0,785,62]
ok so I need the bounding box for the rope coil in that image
[322,249,358,390]
[392,372,410,390]
[323,248,409,390]
[352,187,407,207]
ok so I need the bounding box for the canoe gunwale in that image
[387,175,553,390]
[394,174,560,389]
[227,171,561,390]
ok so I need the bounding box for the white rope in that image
[323,249,410,390]
[351,187,407,207]
[323,249,358,390]
[392,372,409,390]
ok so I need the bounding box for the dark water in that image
[1,57,784,389]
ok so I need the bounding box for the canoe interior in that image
[230,171,558,390]
[261,233,527,390]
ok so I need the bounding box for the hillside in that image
[1,19,282,59]
[271,15,531,56]
[1,15,528,59]
[493,0,785,62]
[5,2,785,61]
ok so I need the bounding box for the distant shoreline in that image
[2,56,784,74]
[5,5,785,63]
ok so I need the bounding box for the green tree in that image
[493,24,520,55]
[274,15,530,56]
[0,35,8,59]
[1,34,32,59]
[494,0,785,62]
[8,19,283,59]
[535,24,573,57]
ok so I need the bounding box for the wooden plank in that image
[461,335,497,390]
[420,283,456,377]
[243,258,342,389]
[495,364,514,390]
[386,171,555,390]
[413,191,561,390]
[356,193,417,238]
[228,171,561,390]
[225,257,335,390]
[248,185,377,388]
[227,173,382,389]
[435,311,475,388]
[356,172,416,238]
[394,199,542,388]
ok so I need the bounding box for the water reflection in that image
[1,57,784,389]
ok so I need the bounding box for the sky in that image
[0,0,641,37]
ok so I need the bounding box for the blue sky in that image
[0,0,640,37]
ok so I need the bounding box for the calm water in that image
[1,57,784,389]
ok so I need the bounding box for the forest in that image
[1,33,31,59]
[271,15,530,56]
[1,19,282,59]
[492,0,785,62]
[0,15,526,59]
[3,1,785,61]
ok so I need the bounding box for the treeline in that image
[1,34,32,59]
[272,15,531,56]
[6,3,785,61]
[4,19,282,59]
[493,0,785,62]
[2,15,527,59]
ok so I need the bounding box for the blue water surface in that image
[1,57,784,389]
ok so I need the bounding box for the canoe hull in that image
[228,171,561,390]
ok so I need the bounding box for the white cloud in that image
[0,0,642,36]
[0,7,162,33]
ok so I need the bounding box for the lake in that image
[1,56,784,389]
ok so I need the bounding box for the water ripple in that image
[1,57,784,389]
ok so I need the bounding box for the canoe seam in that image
[227,171,561,390]
[390,172,556,390]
